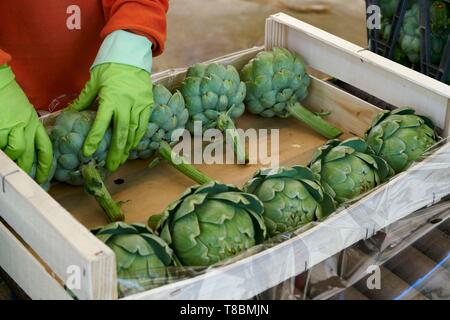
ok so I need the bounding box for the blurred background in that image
[153,0,367,72]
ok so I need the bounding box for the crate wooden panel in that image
[1,13,450,300]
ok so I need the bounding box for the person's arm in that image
[101,0,169,56]
[0,62,53,184]
[69,0,169,172]
[0,49,12,65]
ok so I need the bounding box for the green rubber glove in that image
[68,30,154,172]
[0,65,53,183]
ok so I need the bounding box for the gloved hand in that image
[69,30,154,172]
[0,65,53,184]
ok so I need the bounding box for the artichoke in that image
[365,107,437,174]
[400,2,448,65]
[243,166,336,237]
[93,222,176,295]
[241,47,342,139]
[309,138,392,204]
[179,63,247,162]
[154,182,267,266]
[50,111,124,221]
[129,84,189,160]
[381,19,410,66]
[380,0,400,19]
[399,3,422,64]
[50,110,111,186]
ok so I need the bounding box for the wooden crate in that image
[1,13,450,300]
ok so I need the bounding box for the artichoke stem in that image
[218,115,249,164]
[158,141,214,185]
[81,162,124,222]
[287,102,343,139]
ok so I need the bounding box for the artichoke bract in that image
[365,107,437,174]
[241,47,342,139]
[179,63,247,162]
[244,166,336,237]
[154,182,267,266]
[129,84,189,160]
[93,222,176,295]
[309,138,392,204]
[50,110,112,186]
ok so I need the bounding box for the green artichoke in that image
[399,3,422,64]
[50,110,112,186]
[93,222,176,295]
[309,138,392,204]
[381,19,410,66]
[400,2,448,65]
[365,107,437,174]
[241,47,342,139]
[154,182,267,266]
[380,0,400,19]
[243,166,336,237]
[129,84,189,160]
[50,111,123,221]
[179,63,247,162]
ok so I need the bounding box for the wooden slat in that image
[413,229,450,271]
[342,248,428,300]
[354,265,429,300]
[304,78,381,137]
[0,220,72,300]
[0,152,117,299]
[438,219,450,235]
[265,13,450,135]
[385,247,450,300]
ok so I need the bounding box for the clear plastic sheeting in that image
[117,138,450,299]
[257,199,450,300]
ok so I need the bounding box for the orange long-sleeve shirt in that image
[0,0,168,111]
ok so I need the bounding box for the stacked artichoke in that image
[153,182,267,266]
[309,138,393,204]
[93,222,177,296]
[241,47,342,139]
[243,166,335,237]
[365,107,437,173]
[380,19,410,66]
[399,2,449,66]
[129,84,188,160]
[179,63,247,162]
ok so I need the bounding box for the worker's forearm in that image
[100,0,169,56]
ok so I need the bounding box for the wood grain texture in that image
[0,153,117,300]
[0,220,72,300]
